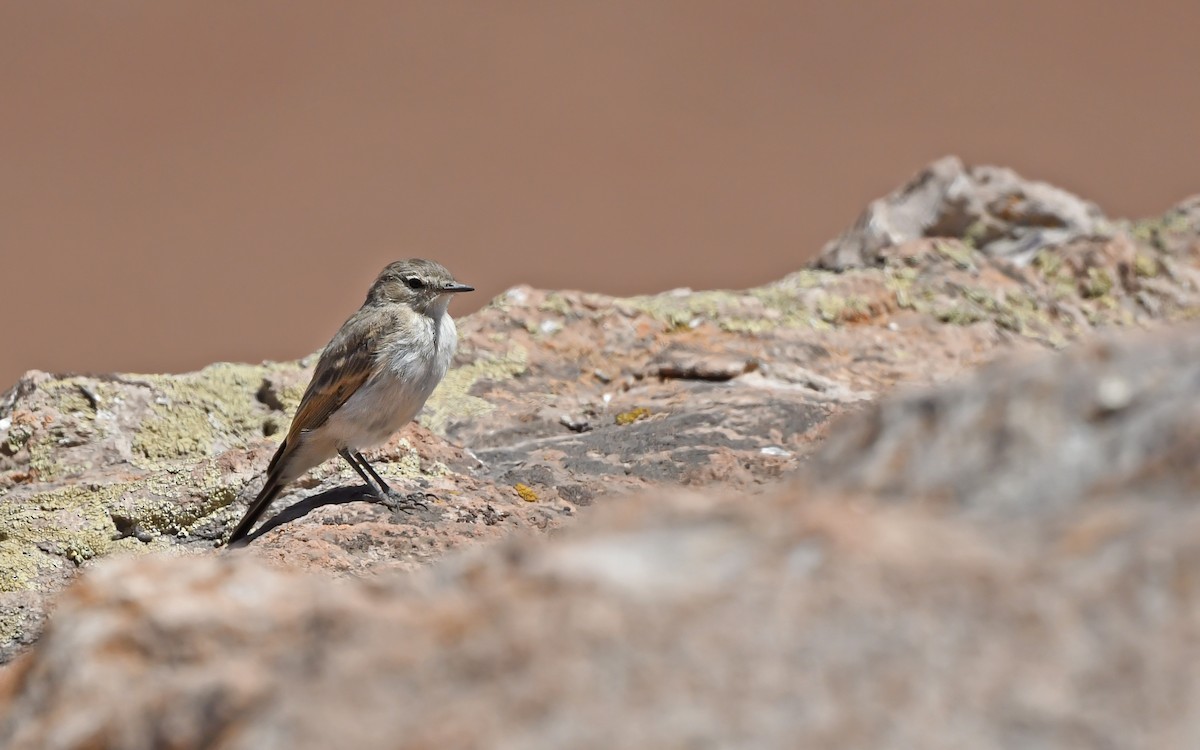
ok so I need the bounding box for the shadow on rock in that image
[231,484,441,547]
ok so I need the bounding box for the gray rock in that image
[811,322,1200,517]
[817,155,1110,270]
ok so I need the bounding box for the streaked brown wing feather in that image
[284,311,384,445]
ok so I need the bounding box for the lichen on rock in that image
[5,159,1200,746]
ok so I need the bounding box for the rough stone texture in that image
[811,324,1200,516]
[3,431,1200,748]
[817,155,1111,270]
[3,160,1200,746]
[1130,192,1200,256]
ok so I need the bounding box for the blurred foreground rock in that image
[812,325,1200,514]
[3,158,1200,746]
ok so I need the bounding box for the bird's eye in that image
[404,276,424,290]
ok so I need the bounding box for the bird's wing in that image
[284,312,384,445]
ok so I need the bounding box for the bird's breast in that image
[378,309,457,393]
[324,311,457,450]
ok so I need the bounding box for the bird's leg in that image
[339,448,390,498]
[356,452,442,506]
[338,448,428,512]
[352,451,395,495]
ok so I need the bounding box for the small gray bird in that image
[226,259,473,545]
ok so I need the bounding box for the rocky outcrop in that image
[2,159,1200,747]
[5,316,1200,747]
[817,156,1111,270]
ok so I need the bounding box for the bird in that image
[225,259,473,545]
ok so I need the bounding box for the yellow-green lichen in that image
[719,318,775,334]
[777,269,826,289]
[961,286,1001,313]
[125,471,243,537]
[1129,213,1193,249]
[3,417,36,455]
[816,294,871,325]
[962,220,991,249]
[0,462,249,592]
[627,279,828,335]
[538,293,576,317]
[424,460,451,478]
[629,289,734,331]
[5,380,111,481]
[743,286,817,329]
[368,438,424,481]
[748,285,801,310]
[933,240,978,271]
[1032,249,1064,279]
[1031,250,1080,302]
[271,380,307,415]
[884,267,920,310]
[1004,290,1039,311]
[421,347,528,436]
[614,407,650,426]
[1134,252,1159,278]
[39,380,107,417]
[1,484,129,591]
[133,407,215,463]
[923,282,1072,343]
[25,439,61,481]
[1082,267,1115,299]
[934,304,988,326]
[130,362,300,468]
[0,605,34,651]
[991,290,1058,340]
[514,483,538,502]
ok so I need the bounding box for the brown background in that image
[2,1,1197,388]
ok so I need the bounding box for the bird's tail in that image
[225,443,288,546]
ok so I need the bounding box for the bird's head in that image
[367,258,474,316]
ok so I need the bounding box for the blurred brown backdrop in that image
[2,1,1197,387]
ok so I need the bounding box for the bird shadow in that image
[227,483,436,548]
[227,484,375,548]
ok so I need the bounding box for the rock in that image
[3,171,1200,665]
[1129,193,1200,256]
[4,166,1200,746]
[0,292,852,660]
[811,322,1200,515]
[4,427,1200,747]
[816,156,1110,270]
[643,345,758,381]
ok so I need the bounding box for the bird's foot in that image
[375,488,436,514]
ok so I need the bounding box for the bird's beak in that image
[441,282,475,294]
